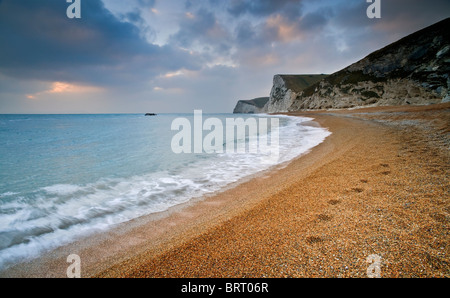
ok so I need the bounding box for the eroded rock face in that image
[290,78,444,111]
[266,76,295,113]
[268,18,450,112]
[233,97,269,114]
[266,75,328,113]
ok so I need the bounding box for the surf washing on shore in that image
[0,113,330,270]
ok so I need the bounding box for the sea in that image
[0,113,331,270]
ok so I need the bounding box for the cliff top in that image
[236,97,269,109]
[275,74,329,92]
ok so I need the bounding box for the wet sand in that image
[2,103,449,278]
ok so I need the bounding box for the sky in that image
[0,0,449,114]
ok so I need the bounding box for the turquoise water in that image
[0,113,330,269]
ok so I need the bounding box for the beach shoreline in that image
[1,103,448,278]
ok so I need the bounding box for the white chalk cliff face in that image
[233,97,269,114]
[266,75,329,113]
[266,76,297,113]
[265,18,450,112]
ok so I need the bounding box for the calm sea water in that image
[0,113,330,269]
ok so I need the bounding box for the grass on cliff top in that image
[238,97,269,109]
[279,74,329,92]
[302,71,386,97]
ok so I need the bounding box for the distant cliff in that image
[233,97,269,114]
[266,74,328,113]
[267,18,450,112]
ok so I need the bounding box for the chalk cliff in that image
[266,75,328,113]
[233,97,269,114]
[264,18,450,112]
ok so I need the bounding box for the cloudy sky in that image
[0,0,449,113]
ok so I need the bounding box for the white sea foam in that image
[42,184,84,196]
[0,192,19,198]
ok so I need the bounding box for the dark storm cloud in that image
[137,0,155,7]
[299,9,332,31]
[0,0,201,85]
[170,8,217,48]
[227,0,303,20]
[233,5,331,49]
[185,0,193,9]
[125,10,145,23]
[235,20,258,47]
[169,8,232,55]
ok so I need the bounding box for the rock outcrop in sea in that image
[233,97,269,114]
[232,75,327,114]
